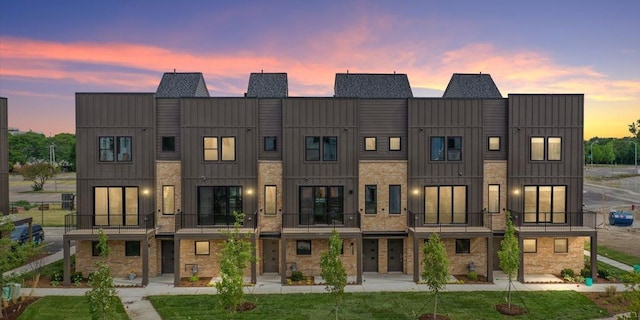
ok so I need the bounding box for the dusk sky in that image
[1,0,638,139]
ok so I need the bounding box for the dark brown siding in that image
[359,99,407,160]
[407,99,484,217]
[282,98,359,215]
[156,98,181,160]
[483,99,508,160]
[507,94,584,215]
[75,93,156,220]
[0,98,8,215]
[258,98,282,160]
[180,98,258,217]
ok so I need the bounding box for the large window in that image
[305,136,337,161]
[197,186,243,225]
[488,184,500,213]
[264,185,277,215]
[94,187,138,226]
[424,186,466,224]
[523,185,566,223]
[299,186,343,225]
[203,136,235,161]
[99,136,132,162]
[531,137,562,161]
[365,185,377,214]
[431,136,462,161]
[162,185,175,215]
[389,185,401,214]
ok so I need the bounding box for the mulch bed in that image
[177,277,214,287]
[234,301,256,312]
[418,314,450,320]
[453,274,488,284]
[286,276,315,285]
[582,292,631,316]
[494,303,527,316]
[2,297,39,320]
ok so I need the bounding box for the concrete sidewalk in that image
[585,250,636,272]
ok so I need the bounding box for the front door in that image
[263,240,279,273]
[387,239,403,272]
[161,240,175,274]
[363,239,378,272]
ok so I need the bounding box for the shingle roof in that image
[334,73,413,98]
[442,73,502,98]
[246,73,288,98]
[156,72,210,98]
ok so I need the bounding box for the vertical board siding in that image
[156,99,181,160]
[483,99,508,160]
[507,94,584,214]
[179,98,259,217]
[0,98,8,215]
[258,99,282,160]
[359,99,408,160]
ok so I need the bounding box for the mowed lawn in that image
[18,296,128,320]
[149,291,607,320]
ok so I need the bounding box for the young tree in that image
[421,233,450,320]
[215,212,254,313]
[17,162,59,191]
[85,230,117,320]
[498,212,520,309]
[320,229,347,320]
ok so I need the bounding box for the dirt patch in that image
[2,297,39,320]
[176,277,214,287]
[597,225,640,259]
[494,303,527,316]
[582,292,631,316]
[452,274,488,284]
[418,313,450,320]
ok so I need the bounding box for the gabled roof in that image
[442,73,502,98]
[246,73,288,98]
[156,72,210,98]
[334,73,413,98]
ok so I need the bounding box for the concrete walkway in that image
[585,250,636,272]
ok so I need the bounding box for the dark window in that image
[364,137,377,151]
[389,137,401,151]
[488,136,500,151]
[197,186,243,225]
[323,137,337,161]
[523,185,566,223]
[431,136,462,161]
[162,136,176,152]
[430,137,445,161]
[523,239,537,253]
[305,136,320,161]
[296,240,311,255]
[299,186,344,225]
[117,137,132,161]
[92,241,102,257]
[99,136,132,162]
[389,185,401,214]
[306,136,338,161]
[125,241,140,256]
[99,137,114,162]
[94,187,139,226]
[365,185,377,214]
[455,239,471,254]
[447,137,462,161]
[424,186,467,224]
[264,136,277,151]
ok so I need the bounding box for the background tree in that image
[320,229,347,320]
[49,133,76,171]
[215,212,254,314]
[421,233,450,320]
[629,119,640,141]
[85,230,117,320]
[8,132,48,168]
[17,162,59,191]
[498,212,520,309]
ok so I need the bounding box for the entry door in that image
[493,236,504,270]
[263,240,279,273]
[387,239,403,272]
[363,239,378,272]
[161,240,175,274]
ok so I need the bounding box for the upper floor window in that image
[488,184,500,213]
[488,136,500,151]
[264,185,277,215]
[531,137,562,161]
[365,185,377,214]
[94,186,138,226]
[364,137,377,151]
[264,136,277,152]
[548,137,562,161]
[197,186,243,225]
[389,137,401,151]
[162,185,175,215]
[305,136,337,161]
[99,136,132,162]
[389,185,401,214]
[530,137,545,161]
[162,136,176,152]
[431,136,462,161]
[523,185,566,223]
[203,136,236,161]
[300,186,344,225]
[424,185,467,224]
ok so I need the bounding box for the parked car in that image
[10,224,45,244]
[609,210,634,226]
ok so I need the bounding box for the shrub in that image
[560,268,575,278]
[51,272,63,282]
[580,267,591,278]
[598,268,611,279]
[605,285,617,297]
[467,271,478,280]
[71,271,83,283]
[12,200,35,210]
[291,270,303,281]
[189,275,199,282]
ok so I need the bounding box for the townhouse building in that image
[62,72,597,285]
[1,97,8,216]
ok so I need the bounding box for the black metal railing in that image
[175,211,257,232]
[64,212,155,233]
[407,211,492,231]
[510,210,597,231]
[282,212,360,230]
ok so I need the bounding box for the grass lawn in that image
[18,296,128,320]
[13,208,70,227]
[590,244,640,267]
[149,291,607,320]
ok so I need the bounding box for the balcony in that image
[282,212,360,233]
[407,211,492,234]
[175,211,257,234]
[511,210,597,233]
[64,212,155,235]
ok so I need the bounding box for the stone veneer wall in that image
[359,161,408,231]
[523,237,584,275]
[483,160,507,231]
[257,161,283,233]
[284,238,357,277]
[76,239,159,278]
[416,238,488,276]
[156,161,182,233]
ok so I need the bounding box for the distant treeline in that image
[8,132,76,172]
[585,137,638,165]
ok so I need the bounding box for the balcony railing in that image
[64,212,155,233]
[175,211,257,232]
[282,212,360,230]
[511,210,597,231]
[407,211,492,232]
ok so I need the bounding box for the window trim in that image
[195,241,210,255]
[523,239,537,253]
[364,185,377,214]
[125,241,141,257]
[296,240,312,255]
[389,137,401,151]
[264,136,277,152]
[364,137,377,151]
[389,185,401,214]
[488,136,501,151]
[455,239,471,254]
[554,238,568,253]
